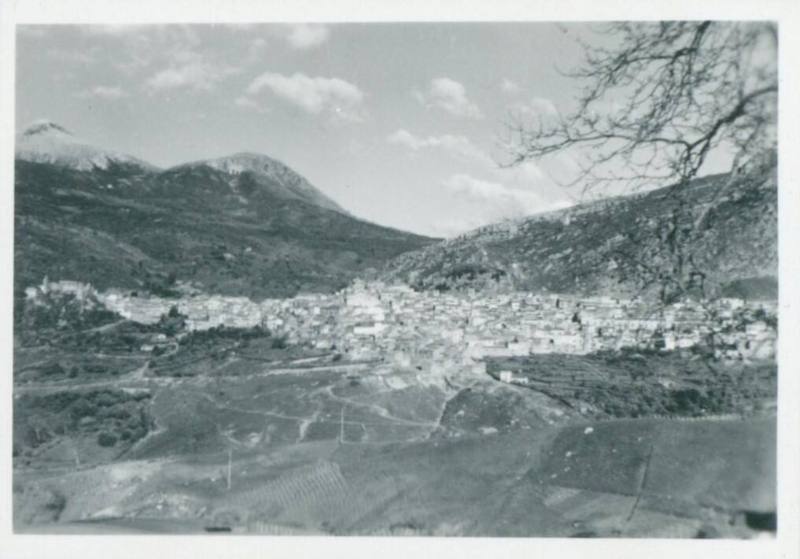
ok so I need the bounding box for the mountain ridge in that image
[382,169,778,300]
[16,120,159,173]
[15,121,346,214]
[14,122,437,299]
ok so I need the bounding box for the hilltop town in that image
[27,278,777,370]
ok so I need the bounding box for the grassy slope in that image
[15,160,436,299]
[14,414,776,537]
[384,171,778,299]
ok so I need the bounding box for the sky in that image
[14,23,713,237]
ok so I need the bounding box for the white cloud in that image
[145,55,236,91]
[284,24,330,49]
[244,72,364,120]
[387,129,564,190]
[514,97,560,119]
[78,85,128,99]
[496,160,548,184]
[441,173,572,234]
[386,129,426,150]
[417,77,482,119]
[234,96,269,113]
[101,26,210,79]
[501,78,521,94]
[386,129,494,167]
[444,174,543,213]
[245,38,268,64]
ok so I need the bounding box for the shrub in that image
[271,336,288,349]
[69,398,98,421]
[97,432,118,447]
[42,362,66,377]
[45,492,67,517]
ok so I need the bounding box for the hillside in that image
[383,170,778,300]
[14,123,436,300]
[177,152,345,214]
[15,121,158,173]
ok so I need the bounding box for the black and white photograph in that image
[1,1,799,557]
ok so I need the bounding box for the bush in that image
[271,336,288,349]
[97,432,118,447]
[69,398,98,421]
[42,362,65,377]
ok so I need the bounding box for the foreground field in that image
[15,413,775,537]
[13,294,778,537]
[13,325,777,537]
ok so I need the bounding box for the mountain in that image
[15,120,157,173]
[14,122,436,299]
[383,169,778,300]
[176,152,345,213]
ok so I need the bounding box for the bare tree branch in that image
[505,22,777,303]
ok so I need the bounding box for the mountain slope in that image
[14,123,436,299]
[16,120,157,173]
[176,152,345,214]
[383,170,778,300]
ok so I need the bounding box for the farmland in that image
[13,326,776,537]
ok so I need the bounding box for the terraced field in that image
[14,413,775,537]
[13,324,777,537]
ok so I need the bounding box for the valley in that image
[12,120,779,538]
[13,277,777,537]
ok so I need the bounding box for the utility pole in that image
[339,405,345,444]
[226,448,232,491]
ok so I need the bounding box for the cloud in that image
[244,72,364,120]
[444,174,543,212]
[146,62,217,90]
[443,173,571,230]
[284,24,330,49]
[513,97,560,120]
[387,129,495,168]
[416,77,482,119]
[92,26,207,78]
[78,85,128,99]
[145,53,237,91]
[386,129,566,192]
[245,37,268,63]
[501,78,521,94]
[496,159,548,184]
[234,95,270,113]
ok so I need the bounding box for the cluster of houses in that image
[320,281,777,364]
[27,279,778,367]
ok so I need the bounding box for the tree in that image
[506,22,777,303]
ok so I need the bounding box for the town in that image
[27,279,777,379]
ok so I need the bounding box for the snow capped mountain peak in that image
[22,120,75,139]
[16,120,156,172]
